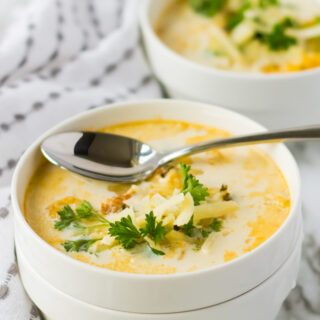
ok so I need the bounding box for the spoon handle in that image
[159,125,320,165]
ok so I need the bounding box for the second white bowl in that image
[139,0,320,112]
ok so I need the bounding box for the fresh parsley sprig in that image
[63,238,101,252]
[140,211,166,244]
[180,163,210,206]
[108,215,143,249]
[54,200,109,231]
[54,205,78,230]
[108,212,166,255]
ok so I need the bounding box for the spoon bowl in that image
[41,131,161,182]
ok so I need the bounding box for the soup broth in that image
[24,120,290,274]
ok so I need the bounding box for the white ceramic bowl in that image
[12,99,302,314]
[139,0,320,112]
[16,226,303,320]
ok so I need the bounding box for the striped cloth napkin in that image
[0,0,161,318]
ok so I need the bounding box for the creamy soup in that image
[24,120,290,274]
[156,0,320,73]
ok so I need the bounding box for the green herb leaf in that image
[140,211,166,244]
[75,200,95,218]
[149,246,165,256]
[108,215,143,249]
[180,163,210,206]
[210,218,223,232]
[181,215,196,237]
[256,18,297,51]
[181,215,222,238]
[63,238,101,252]
[259,0,278,8]
[188,0,227,17]
[108,214,166,255]
[54,201,109,231]
[200,229,211,238]
[226,3,251,30]
[54,205,77,230]
[75,200,109,224]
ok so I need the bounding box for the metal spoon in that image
[41,125,320,183]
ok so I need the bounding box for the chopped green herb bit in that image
[108,213,165,255]
[223,192,232,201]
[75,200,95,218]
[188,0,227,17]
[63,238,101,252]
[54,205,77,230]
[180,163,209,206]
[210,218,223,232]
[54,201,109,231]
[226,3,251,30]
[220,184,228,191]
[259,0,278,8]
[256,18,297,51]
[181,215,222,238]
[109,215,143,249]
[149,246,165,256]
[140,211,166,244]
[181,215,196,237]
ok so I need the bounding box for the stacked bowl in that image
[13,100,302,320]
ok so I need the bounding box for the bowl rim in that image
[139,0,320,80]
[11,99,301,280]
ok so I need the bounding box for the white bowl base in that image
[17,228,302,320]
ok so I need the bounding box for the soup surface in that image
[25,120,290,274]
[156,0,320,73]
